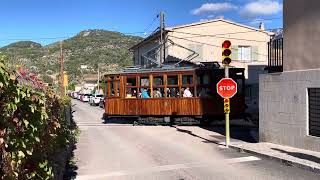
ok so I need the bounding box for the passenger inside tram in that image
[183,87,193,97]
[141,88,150,98]
[153,88,162,98]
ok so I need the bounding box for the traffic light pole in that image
[224,65,230,148]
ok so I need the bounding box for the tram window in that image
[197,74,209,85]
[127,77,137,86]
[110,82,114,96]
[181,87,194,97]
[140,77,150,86]
[152,76,164,98]
[153,76,163,86]
[153,88,164,98]
[110,81,120,97]
[115,81,120,96]
[197,87,210,97]
[182,75,193,85]
[236,79,243,95]
[167,75,178,85]
[166,87,179,98]
[126,88,138,98]
[139,88,151,98]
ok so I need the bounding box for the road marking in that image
[76,156,260,180]
[226,156,261,163]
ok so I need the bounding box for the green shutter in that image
[231,45,238,61]
[251,46,259,61]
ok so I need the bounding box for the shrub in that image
[0,55,78,179]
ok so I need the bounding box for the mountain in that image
[0,29,143,84]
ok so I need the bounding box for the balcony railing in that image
[266,38,283,73]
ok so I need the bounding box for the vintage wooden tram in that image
[103,64,246,125]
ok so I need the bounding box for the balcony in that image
[266,38,283,73]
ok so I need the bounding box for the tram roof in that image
[104,64,244,76]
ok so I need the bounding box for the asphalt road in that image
[71,100,320,180]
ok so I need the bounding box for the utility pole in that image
[97,65,100,93]
[60,41,65,95]
[159,11,165,66]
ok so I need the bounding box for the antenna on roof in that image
[259,22,265,31]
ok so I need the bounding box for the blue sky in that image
[0,0,283,47]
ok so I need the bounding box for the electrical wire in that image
[144,14,160,33]
[168,35,268,57]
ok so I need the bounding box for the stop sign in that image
[216,78,237,98]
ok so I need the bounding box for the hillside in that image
[0,29,143,84]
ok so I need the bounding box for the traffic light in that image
[222,40,232,65]
[224,98,230,113]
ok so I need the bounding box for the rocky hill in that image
[0,29,143,84]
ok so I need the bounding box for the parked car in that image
[73,92,78,99]
[77,93,83,100]
[99,96,105,108]
[90,94,104,106]
[81,94,91,102]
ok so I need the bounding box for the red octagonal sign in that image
[216,78,238,98]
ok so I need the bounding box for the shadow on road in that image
[271,148,320,164]
[173,126,222,145]
[63,143,78,179]
[101,114,136,125]
[200,124,259,143]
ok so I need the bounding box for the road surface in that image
[72,100,319,180]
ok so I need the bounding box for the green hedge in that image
[0,54,78,179]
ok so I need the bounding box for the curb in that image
[228,144,320,174]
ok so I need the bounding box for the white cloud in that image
[192,3,237,15]
[240,0,282,19]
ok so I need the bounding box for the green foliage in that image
[0,29,143,84]
[0,57,78,179]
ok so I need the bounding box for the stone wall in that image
[259,70,320,152]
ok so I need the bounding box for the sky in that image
[0,0,283,47]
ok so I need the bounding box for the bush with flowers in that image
[0,53,78,179]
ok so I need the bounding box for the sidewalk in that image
[173,125,320,174]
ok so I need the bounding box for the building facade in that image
[130,19,273,117]
[260,0,320,151]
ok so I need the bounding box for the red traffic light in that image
[224,98,230,103]
[222,40,231,48]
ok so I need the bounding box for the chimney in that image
[259,22,265,31]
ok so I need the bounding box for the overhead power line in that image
[144,14,160,33]
[169,28,282,43]
[168,35,268,57]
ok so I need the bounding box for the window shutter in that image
[231,45,238,61]
[251,46,259,61]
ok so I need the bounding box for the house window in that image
[308,88,320,137]
[238,46,252,61]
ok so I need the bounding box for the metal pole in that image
[225,65,230,147]
[60,41,65,95]
[97,65,100,93]
[160,11,164,66]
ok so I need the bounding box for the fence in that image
[267,38,283,73]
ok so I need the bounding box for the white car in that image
[90,94,104,106]
[82,94,91,102]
